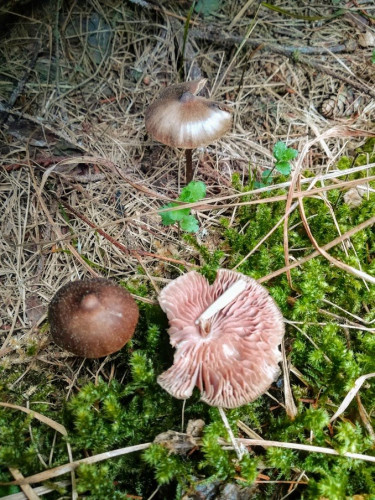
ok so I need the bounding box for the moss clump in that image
[1,163,375,498]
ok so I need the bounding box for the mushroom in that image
[48,278,139,358]
[157,269,284,409]
[145,79,232,183]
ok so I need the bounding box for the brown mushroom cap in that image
[145,79,232,149]
[157,269,284,408]
[48,279,139,358]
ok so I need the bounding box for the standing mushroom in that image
[157,269,284,409]
[48,278,139,358]
[145,79,232,183]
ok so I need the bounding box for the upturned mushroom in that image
[157,269,284,409]
[48,278,139,358]
[145,79,232,183]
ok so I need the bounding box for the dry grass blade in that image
[0,403,76,496]
[156,175,375,215]
[283,125,375,289]
[321,299,375,326]
[8,469,41,500]
[231,439,375,463]
[0,403,67,436]
[0,482,70,500]
[0,444,152,486]
[228,0,257,29]
[281,340,298,420]
[329,373,375,423]
[297,177,375,285]
[356,394,375,443]
[181,161,375,208]
[259,215,375,284]
[233,202,297,270]
[213,3,260,95]
[233,176,320,271]
[7,432,374,490]
[30,169,100,278]
[57,198,196,269]
[218,407,245,460]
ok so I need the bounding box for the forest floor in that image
[0,1,375,499]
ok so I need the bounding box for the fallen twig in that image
[189,28,355,56]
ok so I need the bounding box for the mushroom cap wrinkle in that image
[145,79,232,149]
[158,269,285,408]
[48,279,139,358]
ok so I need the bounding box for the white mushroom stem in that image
[195,279,248,325]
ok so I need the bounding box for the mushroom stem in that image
[185,148,193,184]
[195,279,248,326]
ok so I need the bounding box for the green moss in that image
[1,158,374,498]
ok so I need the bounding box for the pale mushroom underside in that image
[158,269,285,408]
[145,88,232,149]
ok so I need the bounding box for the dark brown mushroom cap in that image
[145,79,232,149]
[48,279,139,358]
[157,269,284,408]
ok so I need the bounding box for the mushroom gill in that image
[157,269,285,409]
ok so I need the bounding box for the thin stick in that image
[218,407,244,460]
[329,373,375,423]
[231,438,375,463]
[281,340,298,420]
[233,177,319,270]
[190,29,355,57]
[8,469,41,500]
[1,444,152,486]
[297,176,375,284]
[157,174,375,215]
[259,216,375,284]
[181,399,186,433]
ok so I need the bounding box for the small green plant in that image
[159,181,206,233]
[256,141,298,188]
[273,141,298,174]
[372,49,375,64]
